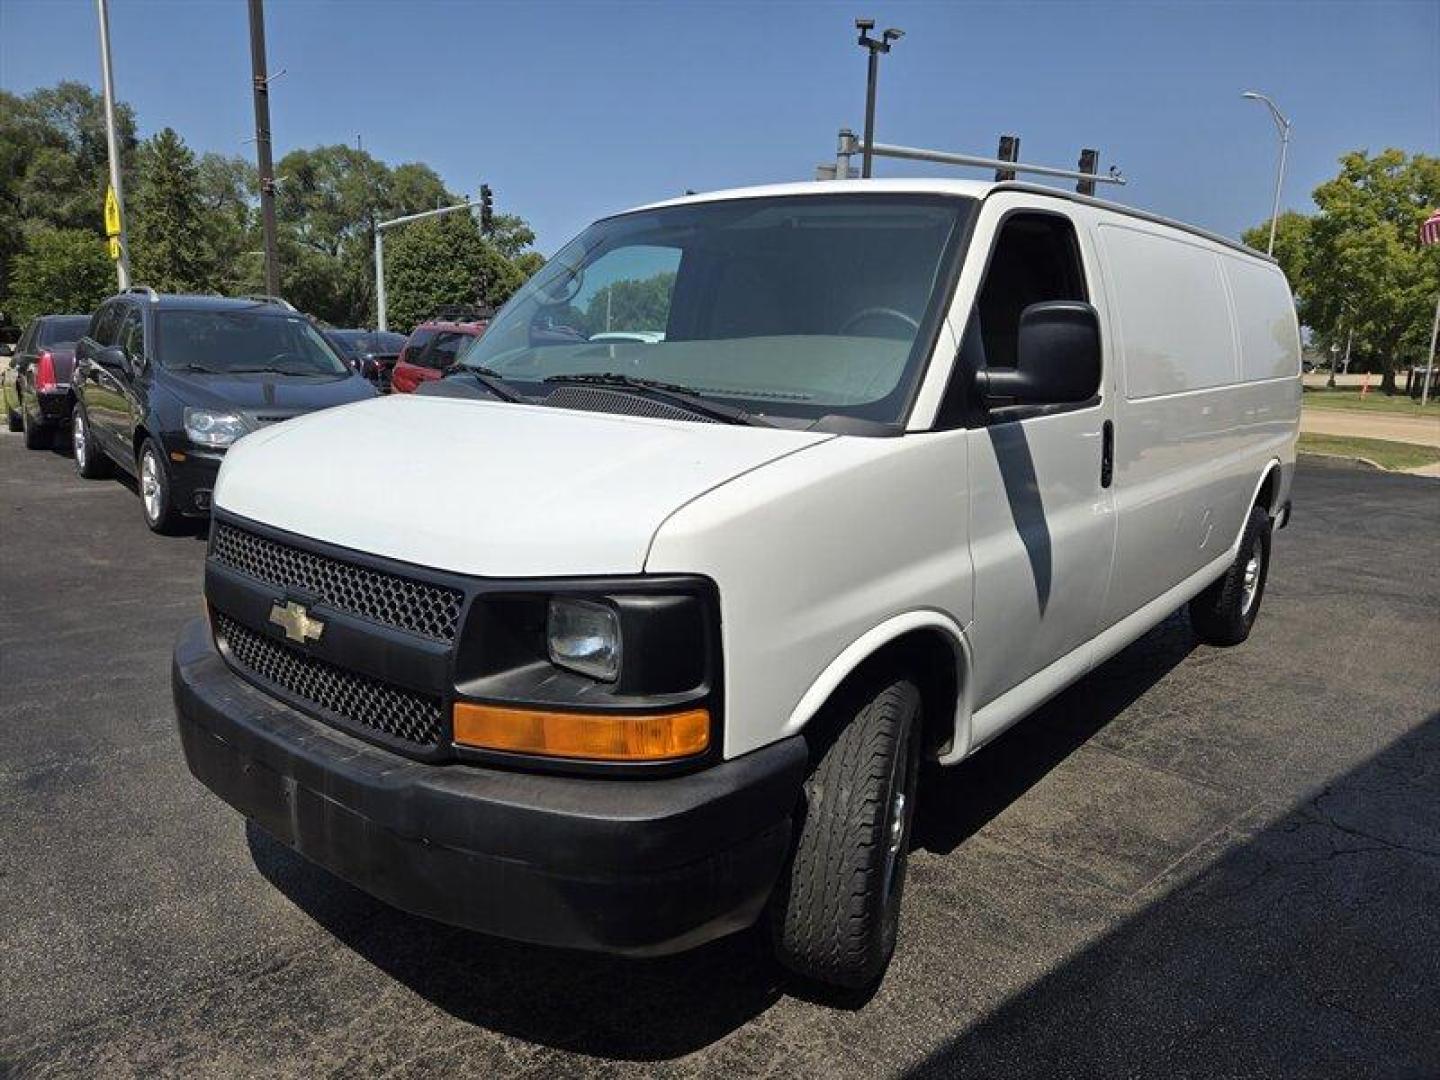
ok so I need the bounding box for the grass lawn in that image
[1298,433,1440,471]
[1302,386,1440,416]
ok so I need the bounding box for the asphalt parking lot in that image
[2,433,1437,1079]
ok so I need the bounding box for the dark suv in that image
[71,288,377,532]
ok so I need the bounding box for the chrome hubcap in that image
[141,452,161,521]
[73,417,85,464]
[1240,541,1262,615]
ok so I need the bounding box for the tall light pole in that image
[95,0,130,288]
[856,19,903,179]
[1242,90,1291,257]
[248,0,281,297]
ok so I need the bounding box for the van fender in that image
[1233,457,1283,554]
[783,610,975,759]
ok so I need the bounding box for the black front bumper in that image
[167,448,223,515]
[172,617,806,956]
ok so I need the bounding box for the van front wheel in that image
[1189,504,1272,646]
[770,673,922,990]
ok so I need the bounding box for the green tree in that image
[130,128,210,292]
[1248,149,1440,393]
[196,152,257,293]
[1242,210,1310,289]
[276,145,451,325]
[8,229,113,324]
[384,212,489,332]
[582,272,675,335]
[0,82,137,311]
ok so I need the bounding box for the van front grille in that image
[210,522,463,642]
[215,613,444,747]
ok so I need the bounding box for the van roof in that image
[631,178,1273,265]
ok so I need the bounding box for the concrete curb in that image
[1297,451,1440,479]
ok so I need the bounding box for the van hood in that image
[213,394,832,577]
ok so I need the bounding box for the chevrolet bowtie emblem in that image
[269,600,325,644]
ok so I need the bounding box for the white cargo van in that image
[174,179,1300,988]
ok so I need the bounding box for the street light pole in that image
[855,19,903,179]
[248,0,281,297]
[95,0,130,289]
[373,197,483,331]
[1242,90,1291,257]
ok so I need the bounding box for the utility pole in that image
[95,0,130,289]
[248,0,281,296]
[855,19,903,179]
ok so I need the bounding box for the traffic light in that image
[480,184,493,233]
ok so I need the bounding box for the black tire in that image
[1189,504,1272,646]
[21,397,50,450]
[138,437,183,534]
[770,673,923,989]
[72,406,111,479]
[5,395,20,432]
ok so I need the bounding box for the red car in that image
[390,310,491,394]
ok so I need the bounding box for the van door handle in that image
[1101,420,1114,489]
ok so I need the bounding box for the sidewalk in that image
[1300,408,1440,448]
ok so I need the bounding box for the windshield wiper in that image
[170,364,222,374]
[443,364,528,403]
[541,372,771,427]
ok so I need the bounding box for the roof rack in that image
[122,285,160,302]
[239,293,297,312]
[428,303,494,324]
[821,129,1126,192]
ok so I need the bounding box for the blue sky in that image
[2,1,1436,253]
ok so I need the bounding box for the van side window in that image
[936,212,1089,427]
[973,213,1088,371]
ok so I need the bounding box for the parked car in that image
[72,288,377,532]
[324,329,407,391]
[173,180,1300,990]
[2,313,92,449]
[390,308,491,393]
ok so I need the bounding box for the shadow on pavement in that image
[246,613,1205,1060]
[914,611,1199,856]
[906,712,1440,1078]
[246,821,786,1060]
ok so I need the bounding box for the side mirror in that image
[96,345,131,376]
[975,301,1101,407]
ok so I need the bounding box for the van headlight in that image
[184,408,247,447]
[547,598,621,682]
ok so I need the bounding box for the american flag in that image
[1422,208,1440,246]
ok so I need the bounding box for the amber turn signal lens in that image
[452,702,710,761]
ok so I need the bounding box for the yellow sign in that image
[108,237,120,260]
[104,185,121,237]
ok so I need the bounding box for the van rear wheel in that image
[770,672,922,990]
[1189,504,1272,646]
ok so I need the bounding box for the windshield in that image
[329,330,406,357]
[156,310,350,376]
[458,194,972,426]
[39,316,91,346]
